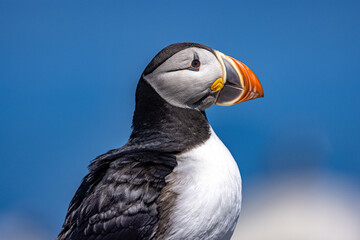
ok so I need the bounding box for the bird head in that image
[142,42,264,110]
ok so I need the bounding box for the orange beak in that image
[215,51,264,106]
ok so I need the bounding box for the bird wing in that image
[57,150,177,240]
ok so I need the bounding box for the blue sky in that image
[1,0,359,237]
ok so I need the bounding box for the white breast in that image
[164,127,242,240]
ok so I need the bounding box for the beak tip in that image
[260,91,264,98]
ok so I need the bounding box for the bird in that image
[57,42,263,240]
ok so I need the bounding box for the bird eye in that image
[190,59,201,71]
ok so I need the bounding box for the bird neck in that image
[129,78,211,153]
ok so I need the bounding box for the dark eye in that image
[190,59,201,69]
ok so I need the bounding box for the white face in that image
[143,47,223,110]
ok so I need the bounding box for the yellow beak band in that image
[210,78,224,91]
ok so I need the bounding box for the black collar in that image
[129,77,211,153]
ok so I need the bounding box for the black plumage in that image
[58,151,176,240]
[58,74,211,239]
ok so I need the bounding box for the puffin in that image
[57,42,263,240]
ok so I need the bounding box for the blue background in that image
[0,0,359,238]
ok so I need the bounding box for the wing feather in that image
[57,151,176,240]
